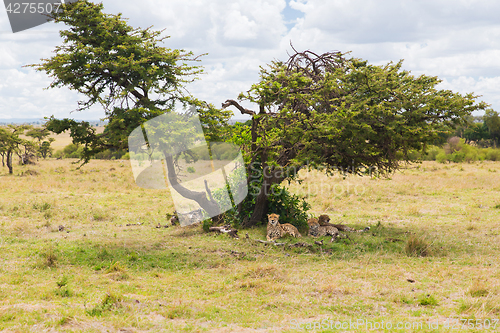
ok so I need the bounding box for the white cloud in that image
[0,0,499,120]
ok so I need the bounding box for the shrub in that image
[405,235,432,257]
[436,152,448,163]
[486,148,500,161]
[450,151,465,163]
[418,294,438,306]
[86,292,121,317]
[406,150,422,160]
[53,150,64,159]
[94,149,127,160]
[218,169,310,231]
[38,247,58,268]
[63,143,81,157]
[423,146,441,161]
[266,185,310,231]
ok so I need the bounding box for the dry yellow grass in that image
[0,159,499,332]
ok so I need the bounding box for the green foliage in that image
[237,182,310,230]
[423,138,500,163]
[0,124,35,174]
[238,52,488,177]
[418,294,438,306]
[29,1,200,112]
[55,276,72,297]
[26,127,55,158]
[266,185,310,231]
[29,1,231,166]
[86,292,121,317]
[32,202,51,212]
[226,49,488,226]
[423,146,441,161]
[483,109,500,144]
[483,148,500,161]
[38,247,58,268]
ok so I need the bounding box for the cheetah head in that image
[318,214,330,224]
[267,213,280,226]
[307,218,319,226]
[307,218,320,232]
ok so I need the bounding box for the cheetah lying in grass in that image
[307,218,339,240]
[266,213,302,241]
[317,214,370,233]
[307,215,370,241]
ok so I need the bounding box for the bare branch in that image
[222,99,256,116]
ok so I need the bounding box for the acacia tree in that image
[29,0,232,220]
[224,50,489,226]
[26,127,55,158]
[0,125,32,174]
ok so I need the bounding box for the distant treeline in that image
[451,110,500,147]
[411,137,500,163]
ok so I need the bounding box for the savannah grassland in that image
[0,140,500,332]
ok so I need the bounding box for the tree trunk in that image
[6,151,13,174]
[163,154,221,218]
[247,182,270,227]
[246,150,274,227]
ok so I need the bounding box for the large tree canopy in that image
[224,49,489,226]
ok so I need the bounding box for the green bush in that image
[436,152,448,163]
[266,184,310,232]
[57,143,83,159]
[93,149,127,160]
[53,150,64,159]
[210,163,310,231]
[406,150,422,160]
[486,148,500,161]
[423,146,442,161]
[450,151,465,163]
[461,144,478,162]
[425,139,500,163]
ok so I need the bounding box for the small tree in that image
[224,49,489,226]
[26,127,55,158]
[483,109,500,146]
[0,125,31,174]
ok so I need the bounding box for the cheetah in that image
[307,218,339,240]
[317,214,370,233]
[266,214,302,241]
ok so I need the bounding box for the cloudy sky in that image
[1,0,499,120]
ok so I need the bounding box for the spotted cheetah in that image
[317,214,370,233]
[307,218,339,240]
[266,214,302,241]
